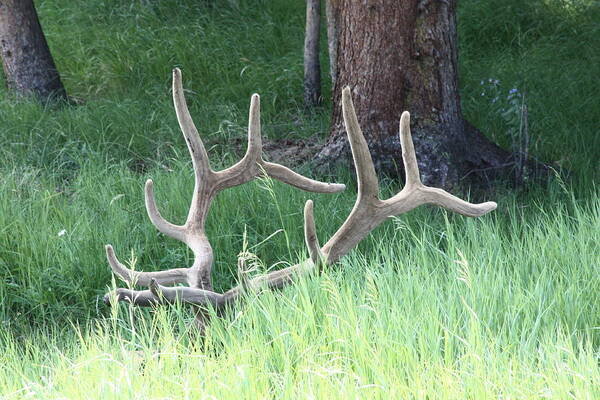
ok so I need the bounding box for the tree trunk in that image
[325,0,339,85]
[304,0,322,109]
[0,0,67,101]
[315,0,539,189]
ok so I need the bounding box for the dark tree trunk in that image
[316,0,539,189]
[304,0,322,109]
[0,0,67,101]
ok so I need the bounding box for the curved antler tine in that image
[105,244,134,283]
[263,162,346,193]
[341,87,379,200]
[303,200,325,266]
[419,187,497,217]
[144,179,186,241]
[105,244,188,286]
[149,278,224,308]
[172,68,212,175]
[399,111,422,188]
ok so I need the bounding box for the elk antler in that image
[104,68,344,305]
[104,74,496,318]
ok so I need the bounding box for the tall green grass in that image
[0,0,599,397]
[1,188,598,398]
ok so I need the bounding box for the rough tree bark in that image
[304,0,322,108]
[316,0,539,189]
[0,0,67,101]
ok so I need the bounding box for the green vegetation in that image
[0,0,598,398]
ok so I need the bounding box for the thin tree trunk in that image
[304,0,321,109]
[315,0,545,189]
[0,0,67,101]
[325,0,339,85]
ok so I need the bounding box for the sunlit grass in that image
[1,187,598,398]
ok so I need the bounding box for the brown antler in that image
[104,68,344,306]
[104,75,496,318]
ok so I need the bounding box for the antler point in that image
[304,199,314,214]
[486,201,498,211]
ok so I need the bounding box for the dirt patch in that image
[263,136,323,165]
[221,135,324,167]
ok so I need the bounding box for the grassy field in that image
[0,0,598,398]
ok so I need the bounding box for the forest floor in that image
[0,0,598,398]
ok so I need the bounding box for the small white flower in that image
[58,229,67,237]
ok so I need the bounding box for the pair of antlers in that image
[104,68,496,313]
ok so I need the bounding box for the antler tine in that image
[263,162,346,193]
[105,245,189,286]
[144,179,186,241]
[341,87,379,201]
[303,200,325,266]
[399,111,422,188]
[173,68,212,176]
[214,93,263,189]
[416,186,497,217]
[236,93,263,170]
